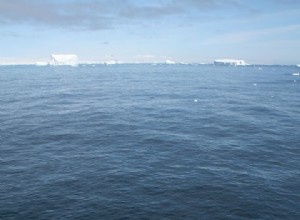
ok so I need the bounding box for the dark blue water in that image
[1,64,299,219]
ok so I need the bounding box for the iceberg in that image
[297,64,300,67]
[35,61,48,66]
[165,59,176,64]
[103,60,117,65]
[214,59,247,66]
[49,54,78,66]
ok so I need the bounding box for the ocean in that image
[0,64,299,219]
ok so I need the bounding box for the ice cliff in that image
[49,54,78,66]
[214,59,246,66]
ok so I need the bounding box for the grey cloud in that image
[0,0,118,30]
[173,0,240,9]
[271,0,300,4]
[0,0,241,31]
[119,5,182,19]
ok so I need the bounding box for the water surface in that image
[1,64,299,219]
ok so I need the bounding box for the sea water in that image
[0,64,299,219]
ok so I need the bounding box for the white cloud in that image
[0,0,242,31]
[204,24,300,45]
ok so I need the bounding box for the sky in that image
[0,0,300,64]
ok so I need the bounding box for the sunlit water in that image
[1,64,299,219]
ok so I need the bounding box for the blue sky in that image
[0,0,300,64]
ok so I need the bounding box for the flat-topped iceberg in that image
[103,60,117,65]
[49,54,78,66]
[214,59,247,66]
[35,61,48,66]
[165,59,176,64]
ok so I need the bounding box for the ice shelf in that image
[214,59,247,66]
[49,54,78,66]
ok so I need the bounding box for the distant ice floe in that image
[214,59,247,66]
[49,54,78,66]
[35,61,48,66]
[292,73,299,76]
[165,59,176,64]
[103,60,118,65]
[296,64,300,67]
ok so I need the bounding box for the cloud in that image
[205,24,300,44]
[0,0,119,30]
[173,0,240,9]
[271,0,300,4]
[0,0,241,30]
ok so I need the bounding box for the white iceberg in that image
[103,60,117,65]
[214,59,247,66]
[165,59,176,64]
[297,64,300,67]
[35,61,48,66]
[49,54,78,66]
